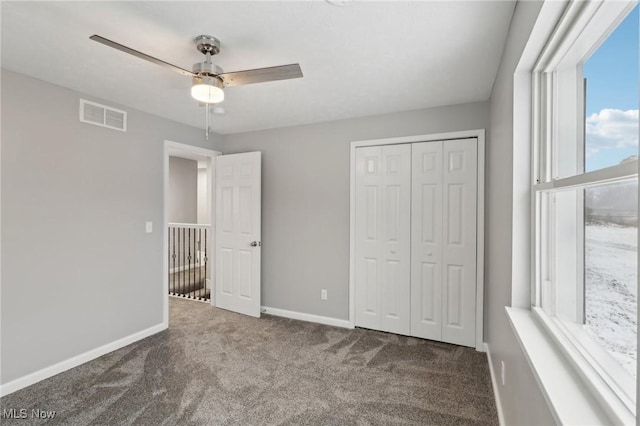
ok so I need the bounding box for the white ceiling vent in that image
[79,99,127,132]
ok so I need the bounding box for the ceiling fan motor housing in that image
[193,61,223,76]
[192,61,224,85]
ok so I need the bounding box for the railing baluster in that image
[198,228,202,300]
[193,227,195,299]
[182,228,187,297]
[172,227,176,294]
[196,228,199,299]
[186,228,189,297]
[189,228,192,298]
[172,228,175,295]
[204,228,208,301]
[183,228,185,296]
[186,228,189,296]
[194,228,196,297]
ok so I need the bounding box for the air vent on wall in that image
[79,99,127,132]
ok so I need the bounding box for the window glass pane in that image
[585,180,638,378]
[584,5,639,172]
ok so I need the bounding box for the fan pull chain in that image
[205,103,209,140]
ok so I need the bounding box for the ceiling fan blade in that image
[90,35,194,77]
[219,64,303,87]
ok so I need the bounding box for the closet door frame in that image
[349,129,485,352]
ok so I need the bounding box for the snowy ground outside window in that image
[585,222,637,377]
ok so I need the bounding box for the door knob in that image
[250,241,261,247]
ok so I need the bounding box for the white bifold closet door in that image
[355,138,477,347]
[354,144,411,335]
[411,139,477,347]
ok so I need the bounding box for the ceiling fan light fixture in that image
[191,75,224,104]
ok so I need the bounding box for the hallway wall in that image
[168,156,198,223]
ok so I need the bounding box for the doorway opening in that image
[168,155,211,301]
[163,141,220,325]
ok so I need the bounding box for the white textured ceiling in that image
[1,1,515,134]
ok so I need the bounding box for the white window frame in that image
[532,0,638,424]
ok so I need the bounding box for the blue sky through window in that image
[584,5,639,172]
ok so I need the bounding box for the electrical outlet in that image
[501,361,506,386]
[321,289,328,300]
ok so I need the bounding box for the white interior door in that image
[354,145,411,335]
[441,138,477,346]
[215,152,261,318]
[411,141,444,341]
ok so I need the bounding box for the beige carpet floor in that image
[0,298,498,425]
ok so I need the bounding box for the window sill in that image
[505,307,634,425]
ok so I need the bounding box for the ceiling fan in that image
[90,34,303,105]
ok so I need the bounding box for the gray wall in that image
[197,167,209,224]
[485,1,555,424]
[0,70,223,385]
[168,157,198,223]
[223,103,489,320]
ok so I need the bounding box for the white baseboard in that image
[0,323,166,397]
[485,343,506,426]
[261,306,353,329]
